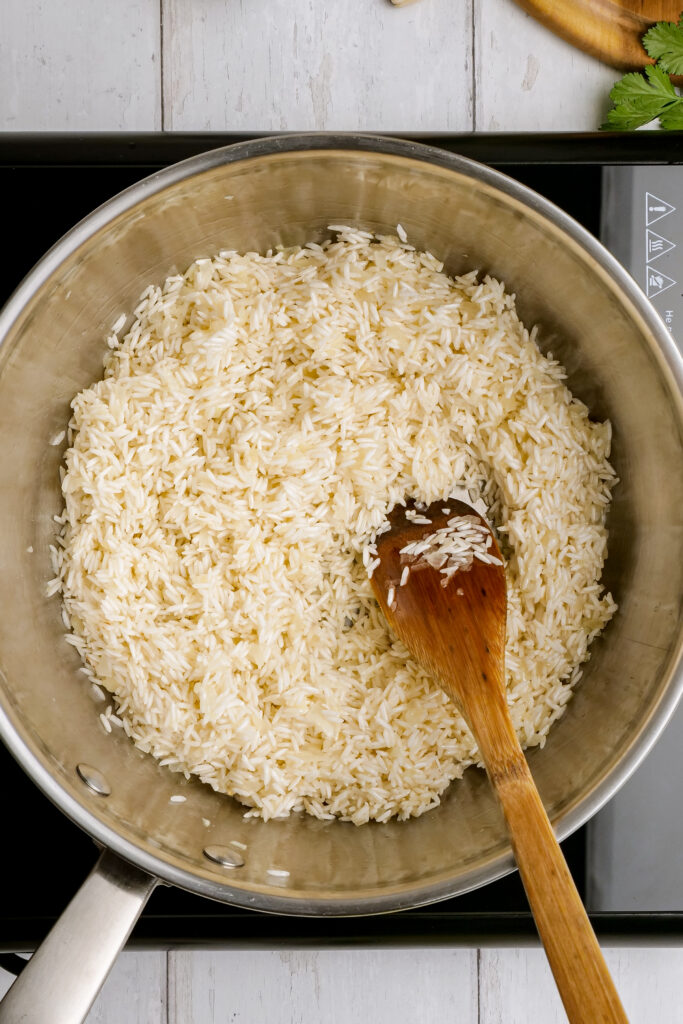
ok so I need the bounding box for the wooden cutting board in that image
[512,0,682,70]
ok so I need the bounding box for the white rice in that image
[53,226,616,825]
[396,514,502,587]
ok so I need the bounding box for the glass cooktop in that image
[0,134,681,950]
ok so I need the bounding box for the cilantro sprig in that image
[643,16,683,74]
[601,13,683,130]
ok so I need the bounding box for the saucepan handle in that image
[0,848,157,1024]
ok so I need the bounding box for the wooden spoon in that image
[371,498,628,1024]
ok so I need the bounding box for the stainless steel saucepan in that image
[0,135,681,1023]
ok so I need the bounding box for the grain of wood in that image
[480,947,683,1024]
[168,949,478,1023]
[474,0,616,130]
[162,0,474,131]
[0,0,161,131]
[85,952,167,1024]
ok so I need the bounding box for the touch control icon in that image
[646,229,676,262]
[646,192,676,226]
[646,267,676,299]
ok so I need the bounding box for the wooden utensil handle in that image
[495,754,628,1024]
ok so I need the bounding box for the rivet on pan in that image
[203,845,245,869]
[76,763,111,797]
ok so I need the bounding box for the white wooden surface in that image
[473,0,615,130]
[168,950,480,1022]
[1,0,618,133]
[1,0,679,1021]
[163,0,474,131]
[1,0,161,131]
[479,948,683,1023]
[3,948,683,1022]
[168,948,683,1022]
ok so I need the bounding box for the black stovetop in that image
[1,133,682,950]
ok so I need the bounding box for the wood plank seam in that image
[472,0,478,131]
[165,951,171,1024]
[160,0,166,131]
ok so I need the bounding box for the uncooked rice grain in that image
[397,514,501,586]
[54,226,616,825]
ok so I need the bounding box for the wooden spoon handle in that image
[494,754,628,1024]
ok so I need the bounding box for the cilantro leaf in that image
[643,16,683,75]
[602,105,660,131]
[660,102,683,129]
[601,65,682,130]
[611,64,676,102]
[600,11,683,130]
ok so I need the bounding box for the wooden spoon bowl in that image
[371,498,628,1024]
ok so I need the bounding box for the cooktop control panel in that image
[602,165,682,350]
[590,163,683,913]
